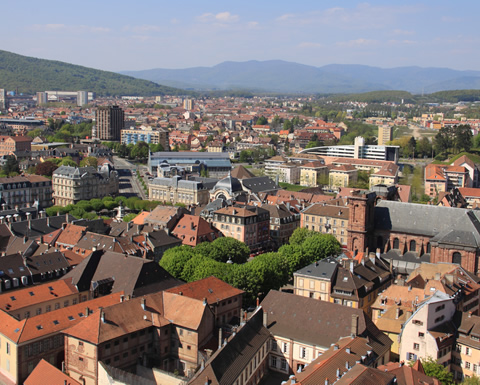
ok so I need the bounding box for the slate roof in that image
[261,291,392,356]
[241,176,279,193]
[188,310,270,385]
[295,259,339,280]
[9,214,75,239]
[230,165,255,179]
[375,200,480,247]
[62,250,181,297]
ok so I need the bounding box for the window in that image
[466,362,471,369]
[435,304,445,312]
[413,320,423,326]
[281,359,287,371]
[435,315,445,323]
[6,342,10,355]
[466,347,471,356]
[413,343,419,350]
[418,332,425,338]
[283,343,288,353]
[272,340,277,352]
[271,356,277,368]
[298,279,304,288]
[64,300,69,307]
[300,347,307,359]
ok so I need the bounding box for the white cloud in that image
[197,11,239,23]
[31,24,109,34]
[246,21,259,29]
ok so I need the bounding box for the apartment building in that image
[260,203,300,247]
[300,161,328,187]
[262,290,392,374]
[148,176,210,206]
[52,165,119,206]
[301,202,349,246]
[212,205,270,250]
[0,135,32,156]
[425,164,468,197]
[399,291,456,369]
[95,105,124,141]
[0,174,52,209]
[171,214,222,247]
[329,164,358,189]
[453,313,480,381]
[121,125,169,150]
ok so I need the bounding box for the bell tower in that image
[347,191,376,253]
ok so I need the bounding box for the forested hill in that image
[0,50,186,96]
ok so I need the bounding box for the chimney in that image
[376,248,381,259]
[345,361,349,369]
[120,295,125,303]
[469,312,472,318]
[141,298,146,310]
[350,260,354,274]
[435,272,441,280]
[256,297,260,308]
[396,308,400,319]
[191,221,195,230]
[263,311,268,327]
[333,344,339,350]
[346,347,351,354]
[218,328,222,349]
[23,235,27,244]
[26,212,31,229]
[203,297,207,306]
[85,307,89,317]
[408,285,412,291]
[100,309,105,323]
[369,252,375,265]
[336,368,341,378]
[351,314,358,337]
[47,216,50,227]
[66,214,70,223]
[127,222,132,231]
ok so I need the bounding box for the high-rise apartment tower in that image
[95,105,124,141]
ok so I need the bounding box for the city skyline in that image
[4,1,479,73]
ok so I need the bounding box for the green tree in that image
[159,246,196,278]
[2,156,20,175]
[455,124,473,153]
[301,234,341,263]
[417,357,454,385]
[80,156,98,168]
[462,376,480,385]
[256,116,268,125]
[196,237,250,264]
[289,228,315,246]
[283,119,293,131]
[416,137,432,158]
[123,213,138,222]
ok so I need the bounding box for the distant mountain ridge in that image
[0,50,185,96]
[120,60,480,94]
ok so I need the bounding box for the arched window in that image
[393,238,400,249]
[453,252,462,265]
[410,240,416,252]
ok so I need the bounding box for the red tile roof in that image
[24,359,81,385]
[165,276,243,303]
[0,278,78,313]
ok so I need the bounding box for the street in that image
[113,156,148,200]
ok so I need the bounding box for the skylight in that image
[10,296,15,301]
[53,320,59,325]
[29,292,34,296]
[36,325,43,330]
[68,316,74,321]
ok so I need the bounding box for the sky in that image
[4,1,479,72]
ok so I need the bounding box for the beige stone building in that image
[453,313,480,381]
[0,135,32,156]
[148,176,209,206]
[329,164,358,189]
[53,165,119,206]
[0,174,53,208]
[300,202,349,246]
[369,163,399,188]
[300,161,328,187]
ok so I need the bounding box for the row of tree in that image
[159,228,341,304]
[102,141,164,160]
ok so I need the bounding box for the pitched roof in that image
[230,165,255,179]
[0,292,122,344]
[64,291,211,345]
[261,291,392,356]
[172,215,220,246]
[378,360,440,385]
[0,278,78,313]
[188,310,270,385]
[165,276,243,303]
[63,250,181,296]
[55,224,86,246]
[24,359,82,385]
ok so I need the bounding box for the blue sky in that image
[4,1,479,72]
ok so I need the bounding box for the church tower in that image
[347,191,376,254]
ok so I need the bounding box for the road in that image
[113,156,148,200]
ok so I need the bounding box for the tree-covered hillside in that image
[0,50,187,96]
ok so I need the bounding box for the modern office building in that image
[183,98,193,110]
[76,91,88,107]
[301,136,399,163]
[95,105,124,141]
